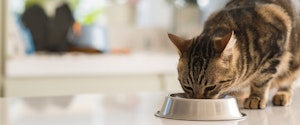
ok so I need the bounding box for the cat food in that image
[155,93,246,121]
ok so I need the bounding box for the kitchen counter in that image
[1,89,300,125]
[6,52,178,78]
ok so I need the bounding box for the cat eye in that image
[183,86,193,91]
[219,79,232,84]
[205,85,216,91]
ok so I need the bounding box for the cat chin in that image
[217,94,227,99]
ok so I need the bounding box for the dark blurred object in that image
[22,3,100,53]
[46,3,74,52]
[21,5,48,51]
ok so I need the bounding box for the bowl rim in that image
[168,93,235,101]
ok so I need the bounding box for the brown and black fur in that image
[168,0,300,109]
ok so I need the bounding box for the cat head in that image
[168,31,239,99]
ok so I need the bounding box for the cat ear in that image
[168,33,191,55]
[213,31,236,54]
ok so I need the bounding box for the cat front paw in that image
[272,91,292,106]
[244,96,266,109]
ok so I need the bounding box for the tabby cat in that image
[168,0,300,109]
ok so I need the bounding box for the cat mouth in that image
[188,95,220,99]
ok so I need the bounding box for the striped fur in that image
[169,0,300,109]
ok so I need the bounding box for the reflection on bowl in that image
[155,93,246,121]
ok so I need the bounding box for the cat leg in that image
[228,88,249,108]
[272,73,296,106]
[244,77,272,109]
[272,87,293,106]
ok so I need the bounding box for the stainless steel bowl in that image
[155,93,246,121]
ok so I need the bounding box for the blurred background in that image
[0,0,298,97]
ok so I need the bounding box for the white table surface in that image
[1,89,300,125]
